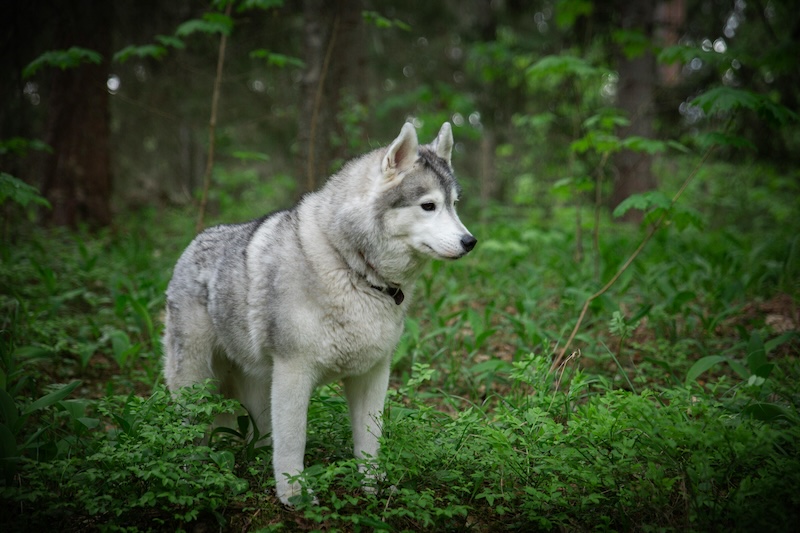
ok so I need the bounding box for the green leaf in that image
[691,87,760,115]
[612,29,651,59]
[0,389,19,430]
[0,422,18,457]
[671,205,704,231]
[741,402,789,421]
[746,332,767,376]
[236,0,284,12]
[764,331,797,355]
[209,450,235,470]
[527,54,603,80]
[249,49,305,69]
[155,34,186,49]
[621,136,671,155]
[176,13,233,38]
[691,87,798,124]
[231,151,270,161]
[685,355,727,386]
[362,11,411,31]
[612,191,671,219]
[0,137,52,157]
[23,381,82,416]
[657,45,719,66]
[23,47,103,78]
[555,0,593,29]
[694,131,756,150]
[570,131,621,154]
[0,173,51,209]
[113,44,167,64]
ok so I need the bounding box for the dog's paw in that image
[276,481,318,507]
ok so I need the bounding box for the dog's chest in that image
[314,303,403,377]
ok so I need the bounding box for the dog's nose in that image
[461,234,477,252]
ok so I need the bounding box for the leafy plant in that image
[22,47,102,78]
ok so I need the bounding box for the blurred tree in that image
[297,0,364,192]
[40,0,113,228]
[609,0,659,222]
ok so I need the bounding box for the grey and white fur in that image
[162,122,476,505]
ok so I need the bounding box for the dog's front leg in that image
[343,356,391,492]
[271,361,315,505]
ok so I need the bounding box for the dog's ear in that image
[382,122,419,177]
[431,122,453,168]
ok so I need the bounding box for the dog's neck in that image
[357,250,405,305]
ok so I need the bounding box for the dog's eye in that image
[420,202,436,212]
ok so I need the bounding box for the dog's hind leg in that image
[234,365,273,444]
[163,300,217,391]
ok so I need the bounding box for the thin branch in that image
[551,143,717,378]
[196,2,233,234]
[593,150,610,281]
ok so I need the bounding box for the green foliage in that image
[362,10,411,31]
[0,137,51,157]
[22,47,102,78]
[692,86,799,125]
[113,35,186,64]
[554,0,593,29]
[249,49,305,69]
[0,173,50,209]
[1,189,798,529]
[2,384,247,529]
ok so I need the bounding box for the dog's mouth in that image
[421,243,470,261]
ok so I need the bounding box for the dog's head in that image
[378,122,477,260]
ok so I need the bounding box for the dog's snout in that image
[461,234,477,253]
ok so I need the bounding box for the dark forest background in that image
[2,0,798,229]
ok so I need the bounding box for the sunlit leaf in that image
[231,151,270,161]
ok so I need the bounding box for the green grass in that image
[1,158,799,531]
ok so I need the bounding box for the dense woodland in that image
[1,0,799,531]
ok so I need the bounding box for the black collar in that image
[371,284,404,305]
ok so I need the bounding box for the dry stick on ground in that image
[550,144,717,381]
[196,2,233,234]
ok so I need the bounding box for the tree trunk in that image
[41,0,113,228]
[610,0,658,223]
[297,0,363,193]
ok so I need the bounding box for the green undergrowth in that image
[1,157,799,531]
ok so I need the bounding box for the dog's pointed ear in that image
[382,122,419,177]
[431,122,454,168]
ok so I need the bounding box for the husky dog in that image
[162,122,476,505]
